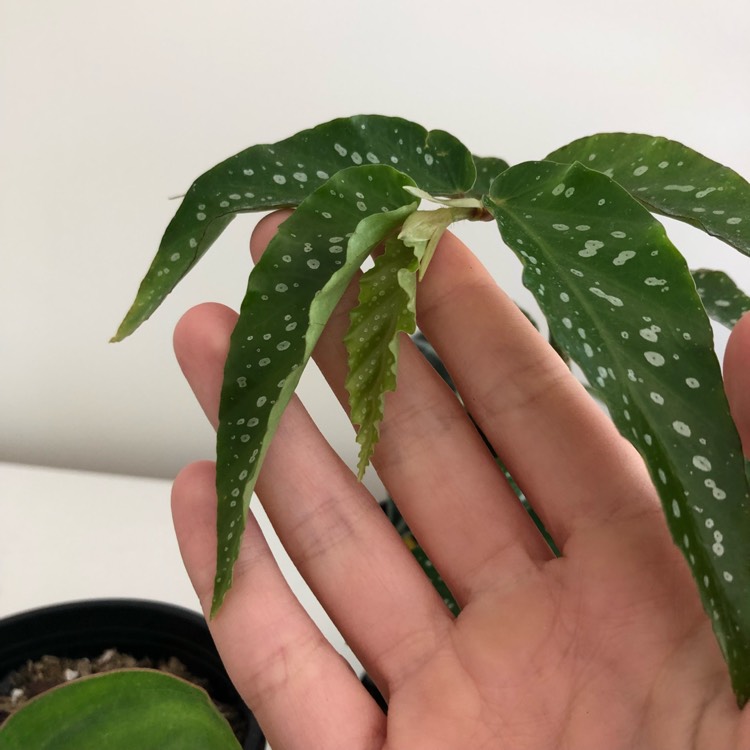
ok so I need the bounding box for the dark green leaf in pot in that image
[0,670,241,750]
[486,160,750,705]
[547,133,750,257]
[212,165,418,616]
[468,155,510,200]
[112,115,475,341]
[345,236,419,479]
[692,268,750,329]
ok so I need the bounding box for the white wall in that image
[2,0,749,492]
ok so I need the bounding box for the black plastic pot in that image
[0,599,265,749]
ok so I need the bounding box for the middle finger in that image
[249,213,554,606]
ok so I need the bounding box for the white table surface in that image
[0,460,361,667]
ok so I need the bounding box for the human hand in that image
[171,211,750,749]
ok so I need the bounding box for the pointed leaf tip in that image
[114,115,474,341]
[692,268,750,329]
[548,133,750,257]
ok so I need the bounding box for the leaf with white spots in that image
[345,236,419,479]
[486,160,750,705]
[469,155,510,199]
[692,268,750,329]
[112,115,474,341]
[547,133,750,256]
[213,165,418,615]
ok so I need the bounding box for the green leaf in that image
[692,268,750,329]
[345,237,419,479]
[112,115,475,341]
[547,133,750,257]
[469,155,510,199]
[0,670,241,750]
[486,159,750,705]
[212,165,418,615]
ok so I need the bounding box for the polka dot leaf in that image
[212,165,419,616]
[468,155,510,200]
[548,133,750,257]
[486,160,750,705]
[692,268,750,330]
[112,115,474,342]
[345,236,420,480]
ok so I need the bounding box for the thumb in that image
[724,312,750,457]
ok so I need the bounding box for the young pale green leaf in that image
[398,206,474,279]
[213,165,418,615]
[0,670,241,750]
[692,268,750,329]
[112,115,475,342]
[345,237,419,478]
[547,133,750,257]
[486,160,750,705]
[468,155,510,199]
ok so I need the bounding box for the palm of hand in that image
[171,214,749,750]
[385,517,736,750]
